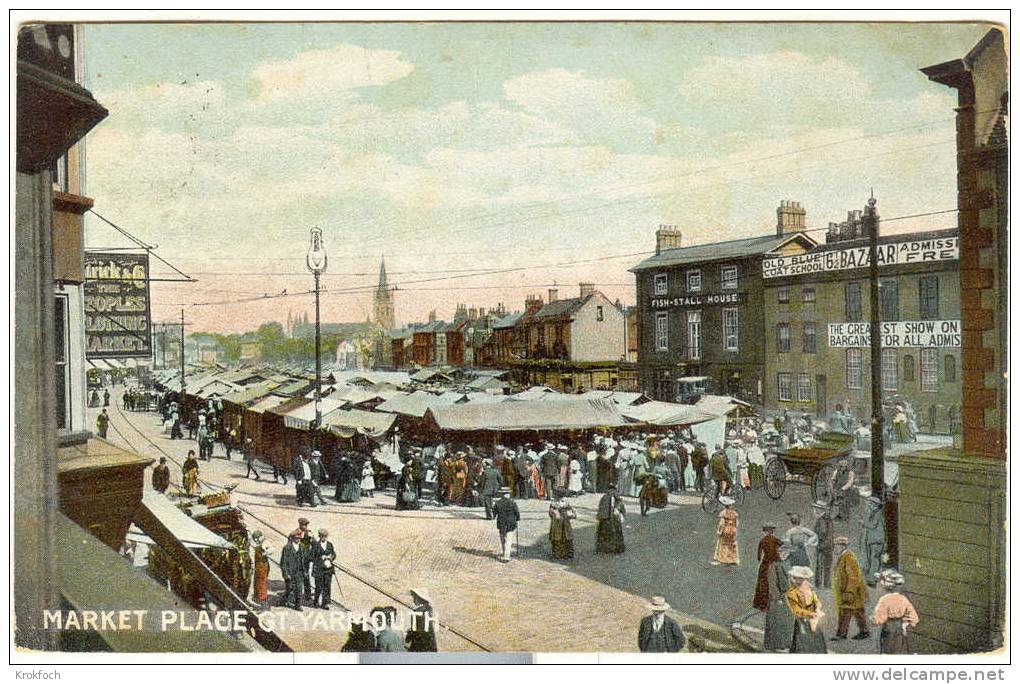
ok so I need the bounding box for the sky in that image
[81,21,992,334]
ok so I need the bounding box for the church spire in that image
[373,256,395,331]
[378,256,388,290]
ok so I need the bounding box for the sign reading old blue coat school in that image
[762,236,958,278]
[84,251,152,358]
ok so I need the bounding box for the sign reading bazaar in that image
[762,236,958,278]
[84,251,152,359]
[827,320,961,348]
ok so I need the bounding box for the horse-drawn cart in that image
[763,431,855,501]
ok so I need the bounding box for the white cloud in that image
[503,68,656,145]
[250,43,414,102]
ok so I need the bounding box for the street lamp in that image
[307,227,328,449]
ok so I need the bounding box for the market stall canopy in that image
[219,379,282,406]
[247,394,292,415]
[426,397,628,432]
[620,401,717,427]
[329,369,412,386]
[194,379,242,399]
[376,390,450,417]
[696,394,753,416]
[130,492,233,550]
[506,386,565,402]
[279,397,348,430]
[584,390,650,406]
[321,409,396,440]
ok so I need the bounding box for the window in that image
[921,348,939,392]
[881,349,898,391]
[880,279,899,320]
[798,374,811,402]
[803,321,817,354]
[903,354,915,382]
[845,282,863,321]
[802,287,816,303]
[55,296,69,430]
[655,312,669,351]
[596,305,604,321]
[778,373,792,402]
[686,270,702,292]
[945,354,957,383]
[723,308,739,351]
[776,322,791,353]
[846,348,863,389]
[778,286,790,304]
[687,310,701,361]
[919,276,940,320]
[721,265,738,290]
[654,273,668,296]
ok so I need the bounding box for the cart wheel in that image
[812,463,837,503]
[701,489,721,514]
[731,482,745,506]
[764,458,787,500]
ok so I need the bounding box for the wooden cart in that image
[763,431,855,501]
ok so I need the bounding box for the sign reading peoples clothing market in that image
[84,251,152,358]
[827,320,961,348]
[762,236,958,279]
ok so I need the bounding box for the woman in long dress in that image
[360,460,376,498]
[334,456,360,503]
[251,531,270,605]
[871,570,919,654]
[567,457,583,494]
[615,450,634,497]
[786,566,827,653]
[182,450,199,495]
[395,463,420,511]
[712,498,739,565]
[548,499,577,560]
[595,486,626,554]
[763,544,795,652]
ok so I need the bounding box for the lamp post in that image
[307,227,328,449]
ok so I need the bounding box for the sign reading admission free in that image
[762,236,958,278]
[827,320,961,348]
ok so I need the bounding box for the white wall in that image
[570,293,626,362]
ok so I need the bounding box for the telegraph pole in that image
[180,309,186,400]
[864,194,884,498]
[306,228,328,451]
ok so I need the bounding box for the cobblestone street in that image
[97,397,939,655]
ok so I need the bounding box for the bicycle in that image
[701,480,745,514]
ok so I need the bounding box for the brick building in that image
[631,213,816,403]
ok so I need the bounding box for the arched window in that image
[945,354,957,383]
[903,355,915,382]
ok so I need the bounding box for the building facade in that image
[632,215,816,403]
[762,223,961,431]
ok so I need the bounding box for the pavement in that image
[91,391,948,654]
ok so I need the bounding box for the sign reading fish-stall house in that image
[762,236,958,278]
[84,252,152,358]
[827,320,961,348]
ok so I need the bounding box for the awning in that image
[321,409,396,440]
[426,397,628,432]
[620,401,717,427]
[132,491,233,550]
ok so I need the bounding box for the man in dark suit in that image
[638,596,686,652]
[539,444,559,500]
[293,451,312,506]
[280,532,304,611]
[310,528,337,608]
[308,450,327,507]
[479,459,503,520]
[493,488,520,563]
[513,450,531,499]
[297,517,314,604]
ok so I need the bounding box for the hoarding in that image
[827,320,961,348]
[84,251,152,359]
[763,236,958,278]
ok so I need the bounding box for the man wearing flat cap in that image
[832,536,870,641]
[638,596,685,652]
[492,487,520,562]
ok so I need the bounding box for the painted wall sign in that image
[649,291,747,309]
[763,236,958,278]
[84,251,152,358]
[827,320,961,348]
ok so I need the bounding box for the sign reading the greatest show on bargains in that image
[84,252,152,358]
[827,320,961,348]
[762,236,958,278]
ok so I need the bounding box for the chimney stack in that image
[579,282,595,298]
[525,295,543,314]
[548,288,558,303]
[428,310,436,323]
[776,200,806,236]
[655,225,683,254]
